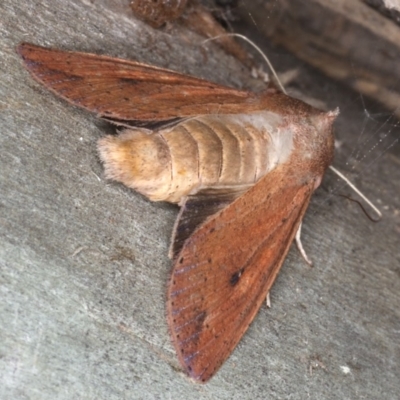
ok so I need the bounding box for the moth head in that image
[290,108,339,180]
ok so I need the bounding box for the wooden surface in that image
[363,0,400,24]
[1,1,400,399]
[238,0,400,119]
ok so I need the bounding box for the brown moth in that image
[17,42,338,382]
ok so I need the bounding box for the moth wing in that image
[167,164,316,382]
[17,43,265,123]
[169,186,251,260]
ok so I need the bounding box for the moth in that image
[17,42,338,382]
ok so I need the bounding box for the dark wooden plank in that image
[238,0,400,118]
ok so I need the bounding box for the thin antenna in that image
[202,33,287,94]
[329,166,382,220]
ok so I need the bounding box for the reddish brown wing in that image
[167,163,317,382]
[17,43,265,122]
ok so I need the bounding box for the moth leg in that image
[295,222,313,266]
[265,292,271,308]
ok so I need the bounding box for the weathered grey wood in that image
[1,1,399,399]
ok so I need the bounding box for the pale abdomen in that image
[97,111,292,203]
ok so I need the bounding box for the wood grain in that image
[238,0,400,118]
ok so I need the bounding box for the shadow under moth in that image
[17,42,338,382]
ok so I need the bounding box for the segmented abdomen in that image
[98,111,291,203]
